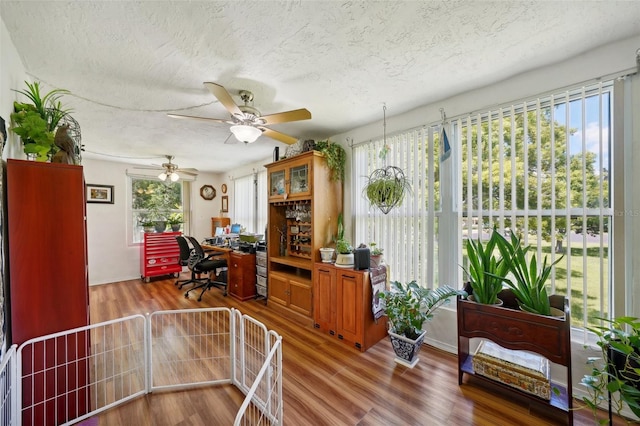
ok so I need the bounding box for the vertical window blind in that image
[353,126,442,288]
[352,80,616,330]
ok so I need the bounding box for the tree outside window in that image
[132,178,182,243]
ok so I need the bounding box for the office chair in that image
[175,236,200,289]
[184,236,228,301]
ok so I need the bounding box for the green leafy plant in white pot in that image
[334,213,353,266]
[378,280,466,368]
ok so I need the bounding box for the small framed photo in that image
[86,184,114,204]
[221,195,229,213]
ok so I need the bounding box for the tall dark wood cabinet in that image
[6,159,89,424]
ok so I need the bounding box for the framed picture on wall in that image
[86,184,114,204]
[221,195,229,213]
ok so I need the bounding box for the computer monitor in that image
[230,223,241,234]
[215,226,225,236]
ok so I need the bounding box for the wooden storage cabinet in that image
[313,263,387,352]
[268,156,312,201]
[457,296,573,424]
[211,216,231,235]
[228,251,256,301]
[266,151,342,325]
[6,160,90,424]
[269,271,313,317]
[140,231,182,282]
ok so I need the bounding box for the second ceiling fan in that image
[168,82,311,145]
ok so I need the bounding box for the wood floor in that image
[89,275,626,426]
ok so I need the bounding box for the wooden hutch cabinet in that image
[211,216,231,235]
[313,263,387,352]
[266,151,342,325]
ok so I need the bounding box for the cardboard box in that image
[472,340,551,400]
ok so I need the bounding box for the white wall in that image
[83,157,225,285]
[0,12,27,159]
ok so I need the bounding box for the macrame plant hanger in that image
[363,104,411,214]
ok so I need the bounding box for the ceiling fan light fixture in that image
[230,124,262,143]
[158,171,167,181]
[169,172,180,182]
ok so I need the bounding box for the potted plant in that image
[494,231,564,316]
[167,213,183,232]
[334,213,353,266]
[461,228,509,305]
[378,280,466,368]
[581,316,640,422]
[10,81,71,161]
[314,140,346,181]
[362,165,412,214]
[369,242,384,267]
[140,219,156,233]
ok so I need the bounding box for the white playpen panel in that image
[0,308,282,426]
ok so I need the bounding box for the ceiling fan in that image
[168,82,311,145]
[134,155,198,181]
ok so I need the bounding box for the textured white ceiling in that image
[2,1,640,173]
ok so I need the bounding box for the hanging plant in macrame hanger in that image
[362,105,412,214]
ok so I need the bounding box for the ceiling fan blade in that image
[167,113,230,124]
[260,127,299,145]
[204,82,243,118]
[260,108,311,125]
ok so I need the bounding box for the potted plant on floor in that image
[378,280,466,368]
[461,228,509,305]
[581,316,640,422]
[494,231,564,316]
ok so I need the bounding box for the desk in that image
[201,244,232,265]
[202,245,257,301]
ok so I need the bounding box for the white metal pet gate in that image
[0,307,283,425]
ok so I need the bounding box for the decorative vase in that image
[171,224,181,232]
[388,329,427,368]
[319,247,335,263]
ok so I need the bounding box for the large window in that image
[353,80,616,330]
[130,177,184,243]
[457,82,613,328]
[232,170,267,234]
[354,126,442,287]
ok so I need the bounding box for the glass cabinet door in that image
[270,170,286,197]
[289,164,309,195]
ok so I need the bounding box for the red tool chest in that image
[140,231,182,282]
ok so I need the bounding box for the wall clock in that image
[200,184,216,200]
[221,184,227,194]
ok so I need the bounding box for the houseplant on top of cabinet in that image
[334,213,353,266]
[10,81,72,161]
[314,139,346,181]
[369,242,384,267]
[461,228,509,305]
[581,315,640,423]
[167,213,183,231]
[494,231,564,316]
[379,280,465,368]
